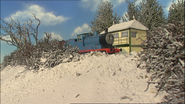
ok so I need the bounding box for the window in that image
[77,35,82,41]
[131,31,137,38]
[113,33,119,38]
[83,33,87,37]
[121,31,128,37]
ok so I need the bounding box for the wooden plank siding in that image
[130,29,147,45]
[111,29,147,53]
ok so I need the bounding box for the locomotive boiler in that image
[59,29,121,54]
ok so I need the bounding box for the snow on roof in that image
[100,19,149,34]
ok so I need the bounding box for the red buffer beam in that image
[78,48,121,54]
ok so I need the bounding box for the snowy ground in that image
[1,52,167,104]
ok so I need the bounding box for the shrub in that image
[138,21,184,103]
[1,34,80,71]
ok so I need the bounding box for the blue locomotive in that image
[59,29,121,54]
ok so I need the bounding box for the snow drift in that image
[1,52,166,104]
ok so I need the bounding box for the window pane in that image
[131,31,137,37]
[113,33,119,38]
[77,35,82,41]
[121,31,128,37]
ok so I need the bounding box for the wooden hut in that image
[101,19,149,53]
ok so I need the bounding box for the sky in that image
[0,0,175,63]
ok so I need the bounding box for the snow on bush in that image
[138,21,184,103]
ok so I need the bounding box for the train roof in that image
[77,32,93,36]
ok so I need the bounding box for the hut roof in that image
[100,19,149,34]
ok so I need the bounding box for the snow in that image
[1,52,166,104]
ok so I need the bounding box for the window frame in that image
[113,32,119,39]
[121,31,128,37]
[131,31,137,38]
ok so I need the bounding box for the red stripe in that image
[78,48,121,54]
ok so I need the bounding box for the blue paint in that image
[65,32,103,51]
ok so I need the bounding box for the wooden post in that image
[129,29,131,53]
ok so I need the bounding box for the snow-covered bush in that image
[138,21,184,103]
[1,37,80,71]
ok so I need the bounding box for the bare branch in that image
[0,13,41,48]
[31,12,41,45]
[138,21,184,103]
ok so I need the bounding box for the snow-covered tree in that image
[138,0,166,30]
[122,0,139,22]
[123,0,166,30]
[168,0,184,23]
[90,1,121,33]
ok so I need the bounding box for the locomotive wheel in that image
[105,33,114,44]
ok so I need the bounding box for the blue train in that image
[59,29,121,54]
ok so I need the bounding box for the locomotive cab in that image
[77,34,82,41]
[77,33,93,41]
